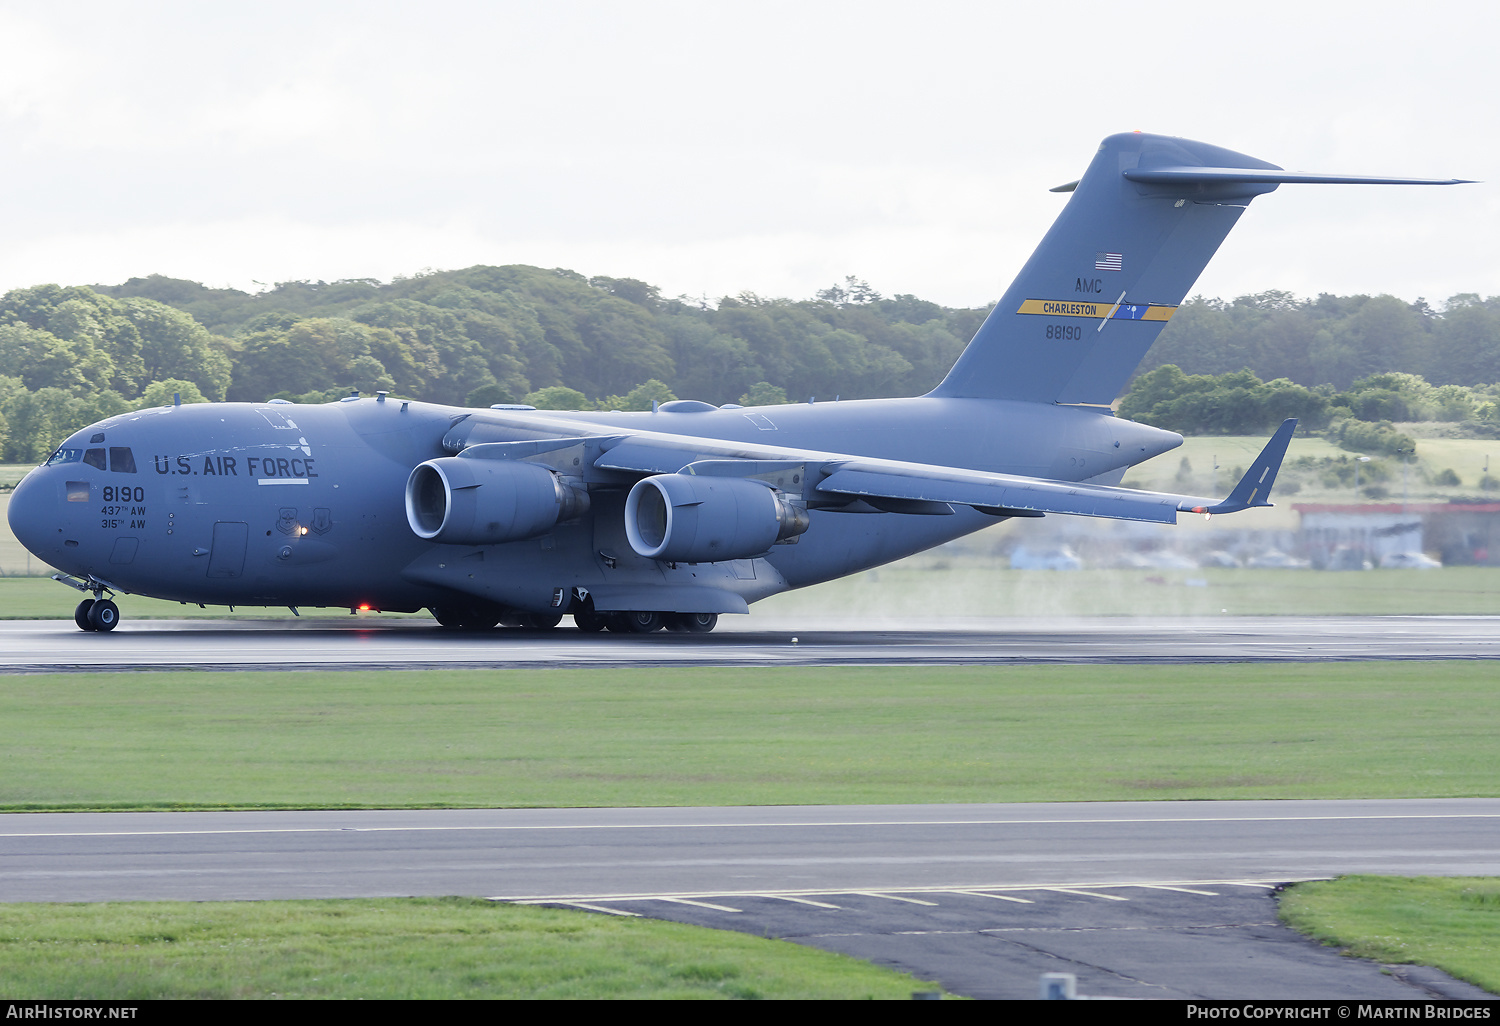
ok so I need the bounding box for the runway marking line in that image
[851,892,941,906]
[1133,884,1220,896]
[766,895,842,909]
[551,901,641,916]
[952,890,1034,903]
[886,922,1284,937]
[656,897,743,913]
[1046,887,1131,901]
[487,878,1303,904]
[6,811,1500,839]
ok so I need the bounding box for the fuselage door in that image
[207,522,249,578]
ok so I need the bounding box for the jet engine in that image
[624,474,809,563]
[406,457,589,545]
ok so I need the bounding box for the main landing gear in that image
[428,602,566,632]
[430,597,718,635]
[572,604,717,634]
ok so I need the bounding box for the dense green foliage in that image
[0,284,231,460]
[1118,365,1332,435]
[1141,291,1500,390]
[7,264,1500,463]
[92,268,984,411]
[1120,364,1492,452]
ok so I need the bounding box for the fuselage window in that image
[109,447,137,473]
[45,448,82,467]
[83,448,107,471]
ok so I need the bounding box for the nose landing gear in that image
[54,574,122,632]
[74,598,120,632]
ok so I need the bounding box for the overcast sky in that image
[1,1,1493,309]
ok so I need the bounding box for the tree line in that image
[4,266,1500,463]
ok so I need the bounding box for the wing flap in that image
[816,468,1193,524]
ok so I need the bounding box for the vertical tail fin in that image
[930,132,1468,406]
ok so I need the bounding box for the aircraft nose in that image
[7,469,58,562]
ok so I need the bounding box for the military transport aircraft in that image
[7,132,1469,632]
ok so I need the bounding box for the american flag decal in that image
[1095,252,1123,271]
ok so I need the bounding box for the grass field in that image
[1282,877,1500,994]
[2,663,1496,811]
[0,897,946,999]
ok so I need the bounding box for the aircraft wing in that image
[572,417,1297,526]
[809,417,1297,523]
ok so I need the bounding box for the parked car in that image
[1246,550,1311,569]
[1379,551,1442,569]
[1010,545,1083,571]
[1324,547,1373,571]
[1199,551,1242,569]
[1110,550,1199,570]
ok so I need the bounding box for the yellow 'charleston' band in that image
[1016,299,1177,321]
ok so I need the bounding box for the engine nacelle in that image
[624,474,809,563]
[406,457,588,545]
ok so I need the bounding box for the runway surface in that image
[8,799,1494,903]
[4,613,1500,670]
[3,799,1496,999]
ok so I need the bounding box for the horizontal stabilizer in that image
[1123,167,1474,187]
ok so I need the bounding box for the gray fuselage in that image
[8,395,1181,615]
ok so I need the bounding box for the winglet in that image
[1184,419,1297,516]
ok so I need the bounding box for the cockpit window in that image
[109,447,137,474]
[45,448,82,467]
[83,448,107,470]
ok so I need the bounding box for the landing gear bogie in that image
[666,612,717,634]
[430,603,504,631]
[573,606,607,632]
[576,607,717,634]
[617,610,664,633]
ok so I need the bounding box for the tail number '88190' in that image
[1046,324,1084,341]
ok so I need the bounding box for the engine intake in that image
[624,474,809,563]
[406,457,588,545]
